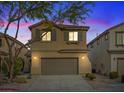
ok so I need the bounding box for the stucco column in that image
[31,52,41,75]
[79,53,91,74]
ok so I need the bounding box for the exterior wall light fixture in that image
[33,56,37,60]
[82,56,85,60]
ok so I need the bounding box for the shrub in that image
[121,75,124,83]
[2,62,8,77]
[85,73,96,80]
[2,57,9,77]
[85,73,90,78]
[15,75,27,83]
[88,73,96,80]
[109,71,118,79]
[13,57,24,77]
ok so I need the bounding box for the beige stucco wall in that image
[88,36,110,75]
[109,24,124,73]
[0,37,9,52]
[109,25,124,50]
[88,23,124,75]
[31,26,87,51]
[31,51,91,75]
[30,23,91,75]
[21,48,30,72]
[110,54,124,72]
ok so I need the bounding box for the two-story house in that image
[0,32,30,73]
[87,22,124,76]
[29,21,91,75]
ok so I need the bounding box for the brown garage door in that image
[117,58,124,76]
[41,58,78,75]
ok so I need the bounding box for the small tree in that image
[13,57,24,77]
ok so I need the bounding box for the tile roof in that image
[29,20,89,31]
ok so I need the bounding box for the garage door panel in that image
[41,58,78,75]
[118,59,124,76]
[41,60,47,75]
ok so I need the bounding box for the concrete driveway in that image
[22,75,93,92]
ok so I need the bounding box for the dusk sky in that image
[1,1,124,44]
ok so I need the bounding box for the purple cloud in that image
[0,21,33,28]
[85,19,111,27]
[17,32,31,44]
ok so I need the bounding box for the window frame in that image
[68,31,78,41]
[104,33,108,40]
[116,32,124,46]
[41,31,51,41]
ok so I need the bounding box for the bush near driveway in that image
[15,75,27,83]
[85,73,90,78]
[85,73,96,80]
[109,71,118,79]
[1,57,24,79]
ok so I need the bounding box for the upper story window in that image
[97,38,100,45]
[90,43,94,48]
[105,34,108,40]
[42,32,51,41]
[116,32,124,46]
[69,32,78,41]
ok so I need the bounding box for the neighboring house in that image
[0,32,30,73]
[24,45,31,73]
[87,22,124,76]
[29,21,91,75]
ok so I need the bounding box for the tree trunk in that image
[8,46,14,81]
[9,63,14,81]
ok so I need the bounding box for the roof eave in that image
[87,22,124,46]
[29,21,90,31]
